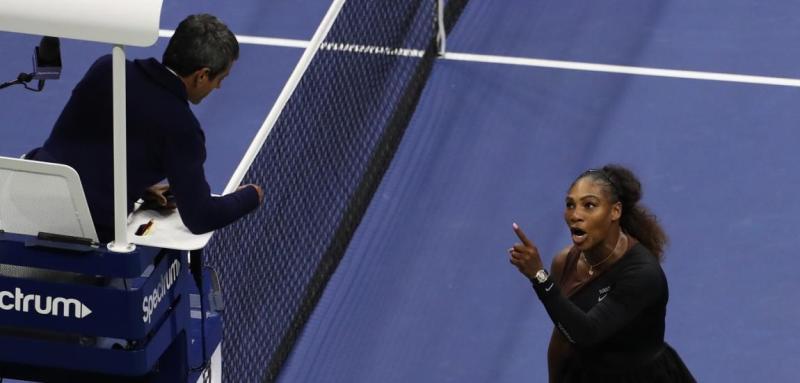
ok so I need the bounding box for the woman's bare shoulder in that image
[551,245,573,279]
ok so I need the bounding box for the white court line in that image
[161,29,422,56]
[159,29,309,48]
[159,29,800,87]
[442,52,800,87]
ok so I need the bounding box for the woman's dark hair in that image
[162,14,239,79]
[574,164,668,261]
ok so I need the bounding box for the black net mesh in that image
[203,0,468,381]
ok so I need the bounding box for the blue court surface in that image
[2,1,799,382]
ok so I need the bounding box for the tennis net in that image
[204,1,468,381]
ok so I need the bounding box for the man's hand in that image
[238,184,264,205]
[508,222,545,279]
[142,183,177,210]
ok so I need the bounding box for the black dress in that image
[533,243,695,382]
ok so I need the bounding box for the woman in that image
[508,165,694,382]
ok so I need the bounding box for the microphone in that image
[0,36,62,92]
[32,36,62,80]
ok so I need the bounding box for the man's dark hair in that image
[163,14,239,79]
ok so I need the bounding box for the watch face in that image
[535,270,548,283]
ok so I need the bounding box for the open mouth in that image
[570,227,587,243]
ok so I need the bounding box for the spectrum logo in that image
[0,287,92,319]
[142,259,181,324]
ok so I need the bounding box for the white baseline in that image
[158,28,800,87]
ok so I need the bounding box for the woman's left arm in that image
[508,223,665,347]
[533,263,664,347]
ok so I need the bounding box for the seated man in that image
[29,14,263,242]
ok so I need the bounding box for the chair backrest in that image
[0,156,97,241]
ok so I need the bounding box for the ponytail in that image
[576,165,668,261]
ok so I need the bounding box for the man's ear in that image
[198,67,211,81]
[190,67,211,86]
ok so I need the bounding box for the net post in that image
[223,0,347,195]
[437,0,447,56]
